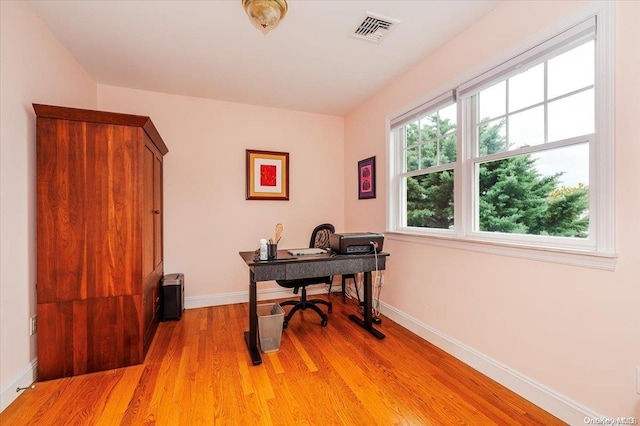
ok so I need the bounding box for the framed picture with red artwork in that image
[246,149,289,200]
[358,156,376,200]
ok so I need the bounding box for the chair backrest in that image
[309,223,335,249]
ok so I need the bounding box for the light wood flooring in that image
[1,293,565,425]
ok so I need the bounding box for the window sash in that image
[466,135,594,248]
[460,35,595,244]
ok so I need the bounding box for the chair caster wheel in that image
[283,321,288,329]
[328,304,333,313]
[321,316,328,327]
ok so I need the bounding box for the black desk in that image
[239,249,389,365]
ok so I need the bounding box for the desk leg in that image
[244,271,262,365]
[349,271,385,339]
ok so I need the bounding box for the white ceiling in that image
[27,0,502,116]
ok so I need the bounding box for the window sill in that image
[385,231,618,271]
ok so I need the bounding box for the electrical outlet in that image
[636,367,640,394]
[29,316,37,336]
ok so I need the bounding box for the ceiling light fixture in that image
[242,0,288,34]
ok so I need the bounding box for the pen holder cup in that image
[267,243,278,260]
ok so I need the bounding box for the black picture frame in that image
[358,156,376,199]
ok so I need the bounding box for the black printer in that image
[329,232,384,255]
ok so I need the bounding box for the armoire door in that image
[142,140,163,348]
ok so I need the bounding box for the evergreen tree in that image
[407,171,454,228]
[404,117,589,237]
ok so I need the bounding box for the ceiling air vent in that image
[351,12,400,44]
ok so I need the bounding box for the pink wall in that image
[0,0,97,411]
[345,0,640,419]
[97,86,345,300]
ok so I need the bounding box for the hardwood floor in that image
[1,294,565,425]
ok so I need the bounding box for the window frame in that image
[386,3,616,270]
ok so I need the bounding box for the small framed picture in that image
[358,156,376,200]
[246,149,289,200]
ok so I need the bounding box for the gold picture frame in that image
[246,149,290,200]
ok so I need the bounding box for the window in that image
[469,39,593,241]
[393,96,457,231]
[388,9,615,269]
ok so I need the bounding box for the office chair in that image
[277,223,334,327]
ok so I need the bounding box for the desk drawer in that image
[251,264,287,281]
[285,256,385,279]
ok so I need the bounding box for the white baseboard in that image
[378,302,603,424]
[1,358,37,413]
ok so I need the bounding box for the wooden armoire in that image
[34,104,168,380]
